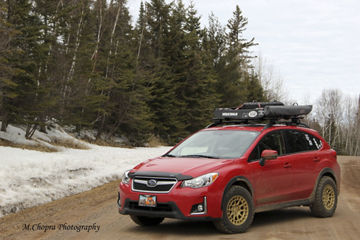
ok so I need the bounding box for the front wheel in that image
[130,215,164,226]
[310,176,338,217]
[213,186,254,233]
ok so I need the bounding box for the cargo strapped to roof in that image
[209,102,312,128]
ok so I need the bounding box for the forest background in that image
[0,0,359,155]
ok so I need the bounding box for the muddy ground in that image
[1,156,359,240]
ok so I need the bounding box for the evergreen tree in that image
[102,0,154,145]
[173,2,217,134]
[3,0,45,138]
[242,71,265,102]
[0,0,267,145]
[32,0,65,132]
[61,0,98,130]
[0,0,17,131]
[203,13,226,69]
[140,0,183,143]
[216,5,261,107]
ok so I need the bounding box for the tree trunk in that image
[63,7,84,99]
[105,1,122,79]
[39,112,47,133]
[136,20,145,68]
[87,0,104,91]
[25,124,38,139]
[97,2,123,134]
[1,112,8,132]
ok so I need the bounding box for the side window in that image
[284,130,320,154]
[248,131,284,162]
[311,136,323,150]
[248,145,260,162]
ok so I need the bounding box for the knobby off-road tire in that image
[213,186,254,233]
[130,215,164,226]
[310,176,338,217]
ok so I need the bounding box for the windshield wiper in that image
[162,153,177,157]
[179,154,220,159]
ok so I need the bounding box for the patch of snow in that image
[0,121,90,150]
[0,121,172,217]
[0,124,37,146]
[0,145,171,217]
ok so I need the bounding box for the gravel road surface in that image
[1,156,359,240]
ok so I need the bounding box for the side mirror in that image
[259,150,278,166]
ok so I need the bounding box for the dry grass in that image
[0,137,89,152]
[0,139,58,152]
[50,138,90,150]
[0,131,164,152]
[88,138,133,148]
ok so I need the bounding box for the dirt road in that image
[1,156,359,240]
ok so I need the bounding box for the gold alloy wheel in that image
[226,195,249,225]
[322,184,335,210]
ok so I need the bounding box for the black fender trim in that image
[309,168,338,202]
[221,176,254,210]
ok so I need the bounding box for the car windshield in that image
[166,130,260,159]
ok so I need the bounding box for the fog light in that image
[190,197,207,215]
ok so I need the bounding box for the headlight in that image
[182,173,219,188]
[121,170,131,184]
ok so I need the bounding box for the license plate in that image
[139,195,157,207]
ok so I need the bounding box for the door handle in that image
[283,162,291,168]
[313,157,320,162]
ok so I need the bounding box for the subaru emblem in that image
[147,179,157,187]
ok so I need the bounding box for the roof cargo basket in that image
[210,102,312,128]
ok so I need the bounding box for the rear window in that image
[284,130,322,154]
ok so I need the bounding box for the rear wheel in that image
[310,176,337,217]
[130,215,164,226]
[213,186,254,233]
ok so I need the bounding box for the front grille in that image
[128,201,173,212]
[132,177,177,193]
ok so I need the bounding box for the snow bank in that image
[0,121,90,151]
[0,145,171,217]
[0,124,39,146]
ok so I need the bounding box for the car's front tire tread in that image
[213,186,254,233]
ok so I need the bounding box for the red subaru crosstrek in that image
[118,102,340,233]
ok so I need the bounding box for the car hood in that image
[131,157,233,178]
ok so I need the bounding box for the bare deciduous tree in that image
[256,54,287,102]
[315,89,342,149]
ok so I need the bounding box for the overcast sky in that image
[127,0,360,104]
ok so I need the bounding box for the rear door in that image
[247,130,294,206]
[283,129,321,200]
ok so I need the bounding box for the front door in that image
[247,130,294,206]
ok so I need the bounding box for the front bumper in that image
[118,181,222,220]
[119,198,216,221]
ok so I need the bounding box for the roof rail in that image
[262,119,310,131]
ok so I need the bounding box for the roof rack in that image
[208,101,312,129]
